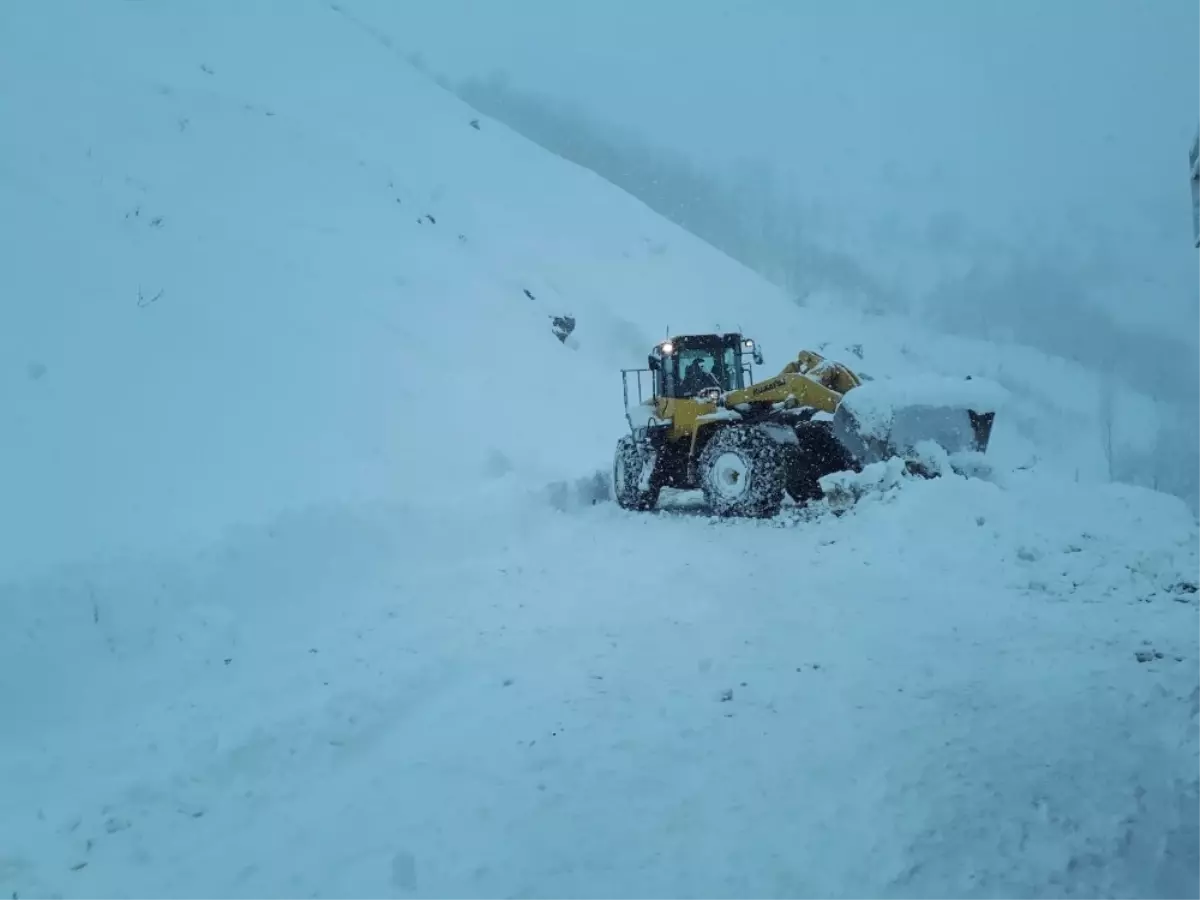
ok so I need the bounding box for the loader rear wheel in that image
[613,435,662,511]
[698,425,786,518]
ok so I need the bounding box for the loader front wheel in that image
[784,446,824,505]
[786,421,858,505]
[613,435,662,511]
[698,425,786,518]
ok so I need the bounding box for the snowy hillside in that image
[0,0,796,573]
[1,1,1186,575]
[1,2,1197,898]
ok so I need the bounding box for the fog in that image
[370,1,1196,324]
[352,0,1198,502]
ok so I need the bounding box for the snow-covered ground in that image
[4,476,1198,898]
[2,1,1197,897]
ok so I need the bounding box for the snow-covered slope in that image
[0,0,795,573]
[1,0,1181,575]
[8,0,929,574]
[1,2,1197,898]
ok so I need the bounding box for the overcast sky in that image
[354,0,1199,337]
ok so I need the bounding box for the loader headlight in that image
[744,338,763,365]
[660,341,674,355]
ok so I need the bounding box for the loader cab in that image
[648,333,763,399]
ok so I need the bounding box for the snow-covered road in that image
[4,473,1196,898]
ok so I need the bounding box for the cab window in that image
[659,348,741,398]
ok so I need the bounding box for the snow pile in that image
[819,455,911,504]
[817,438,986,505]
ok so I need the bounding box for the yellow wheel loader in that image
[613,333,998,517]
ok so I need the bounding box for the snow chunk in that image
[819,456,909,503]
[911,439,952,476]
[759,422,799,445]
[696,408,743,424]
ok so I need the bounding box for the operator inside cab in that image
[679,355,716,396]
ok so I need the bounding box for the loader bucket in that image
[830,375,1005,468]
[832,403,994,466]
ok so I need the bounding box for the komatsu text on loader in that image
[613,333,997,517]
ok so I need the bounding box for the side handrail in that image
[621,367,654,433]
